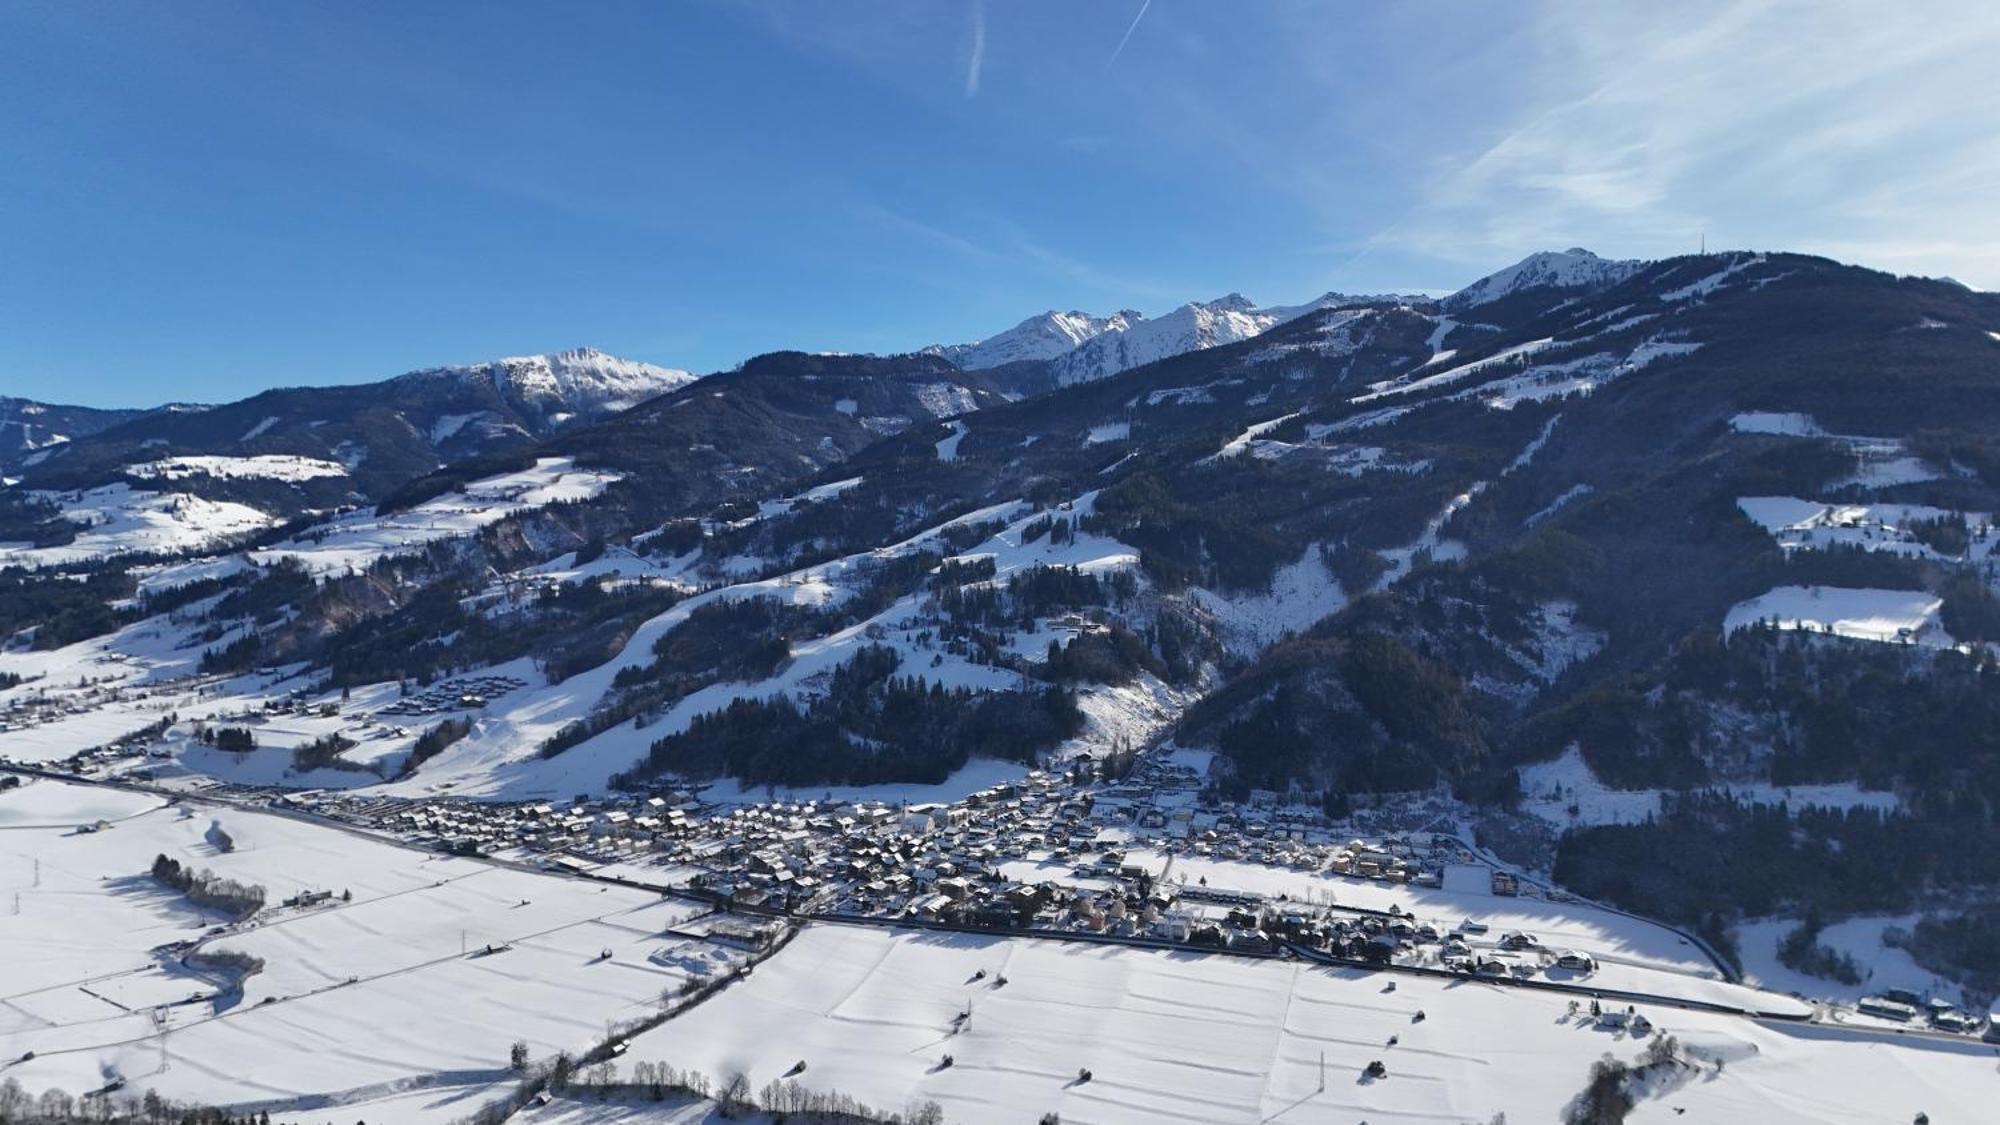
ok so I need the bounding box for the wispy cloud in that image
[1383,0,2000,283]
[854,203,1183,304]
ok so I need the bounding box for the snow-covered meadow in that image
[619,923,1990,1125]
[0,775,716,1109]
[1724,585,1948,647]
[0,484,276,569]
[247,457,619,577]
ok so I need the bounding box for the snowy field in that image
[620,923,1990,1125]
[0,775,719,1110]
[1737,496,1994,561]
[0,484,276,568]
[244,457,619,577]
[1518,746,1899,829]
[1735,913,1956,1007]
[1724,585,1949,646]
[1728,412,1943,489]
[124,455,349,482]
[1112,845,1811,1016]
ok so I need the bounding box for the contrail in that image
[965,0,986,98]
[1107,0,1152,66]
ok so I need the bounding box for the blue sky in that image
[6,0,1998,407]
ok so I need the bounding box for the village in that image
[5,683,1995,1046]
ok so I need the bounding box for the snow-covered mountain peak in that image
[928,309,1142,371]
[401,347,697,414]
[1444,248,1647,311]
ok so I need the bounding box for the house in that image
[1858,996,1918,1022]
[1554,950,1596,972]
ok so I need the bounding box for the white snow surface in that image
[242,457,619,577]
[1191,549,1346,657]
[1354,337,1556,402]
[1518,746,1899,830]
[934,420,968,462]
[0,777,711,1109]
[928,309,1140,370]
[1725,411,1942,489]
[1444,248,1646,310]
[1731,411,1824,436]
[1084,421,1130,445]
[124,455,349,482]
[397,347,694,414]
[618,921,1986,1125]
[1724,585,1949,647]
[0,484,278,568]
[937,291,1414,385]
[1737,496,1994,561]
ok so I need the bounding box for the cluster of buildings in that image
[259,752,1558,982]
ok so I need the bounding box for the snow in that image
[755,476,864,520]
[1661,253,1766,301]
[1353,337,1555,402]
[913,382,981,419]
[928,309,1140,371]
[405,347,695,413]
[240,416,280,441]
[694,757,1035,808]
[0,484,277,569]
[1526,483,1593,527]
[125,455,349,482]
[1724,586,1948,647]
[1729,410,1820,436]
[616,921,1981,1125]
[1474,337,1701,409]
[429,411,486,444]
[1424,314,1456,359]
[1203,412,1299,461]
[942,293,1412,386]
[1191,549,1346,656]
[1726,412,1942,489]
[1084,421,1130,445]
[384,496,1145,799]
[1735,914,1951,1007]
[0,776,713,1111]
[934,420,968,462]
[1834,455,1941,489]
[1736,496,1993,560]
[1444,248,1646,310]
[833,398,858,416]
[244,457,620,577]
[1518,746,1899,831]
[1143,384,1218,407]
[267,1080,520,1125]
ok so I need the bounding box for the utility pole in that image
[1318,1049,1325,1092]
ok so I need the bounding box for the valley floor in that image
[1,772,1990,1124]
